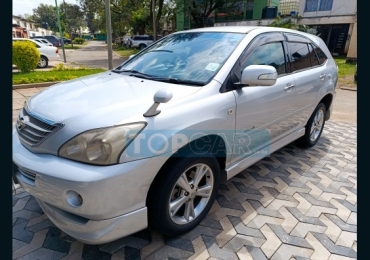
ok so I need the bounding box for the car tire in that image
[139,44,146,50]
[297,103,326,147]
[37,56,48,68]
[147,151,220,236]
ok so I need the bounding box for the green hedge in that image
[73,37,85,44]
[12,41,40,73]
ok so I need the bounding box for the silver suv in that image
[129,35,153,49]
[13,26,338,245]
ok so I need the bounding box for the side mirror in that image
[240,65,277,87]
[144,89,173,117]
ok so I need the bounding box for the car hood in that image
[27,71,201,124]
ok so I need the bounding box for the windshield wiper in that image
[147,49,173,53]
[113,69,154,79]
[151,77,205,86]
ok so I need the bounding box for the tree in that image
[175,0,243,28]
[29,4,59,32]
[268,16,310,33]
[60,2,84,36]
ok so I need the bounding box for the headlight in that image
[59,122,146,165]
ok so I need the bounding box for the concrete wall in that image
[299,0,357,17]
[346,15,357,61]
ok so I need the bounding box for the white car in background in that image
[33,38,53,47]
[12,38,61,68]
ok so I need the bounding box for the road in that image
[54,40,126,70]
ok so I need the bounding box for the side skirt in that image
[225,127,305,180]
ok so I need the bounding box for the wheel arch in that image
[319,93,333,120]
[146,134,228,206]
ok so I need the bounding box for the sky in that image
[13,0,78,16]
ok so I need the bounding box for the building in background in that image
[213,0,356,61]
[12,15,54,38]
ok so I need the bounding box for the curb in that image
[339,87,357,91]
[13,81,62,90]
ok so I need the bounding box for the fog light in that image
[66,190,83,207]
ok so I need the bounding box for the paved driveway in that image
[12,42,357,259]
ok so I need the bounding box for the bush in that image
[73,37,85,44]
[12,41,40,73]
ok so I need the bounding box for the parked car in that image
[12,38,61,68]
[13,26,338,245]
[32,38,53,47]
[129,35,154,49]
[59,37,71,45]
[30,35,61,47]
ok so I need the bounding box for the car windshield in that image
[114,32,245,85]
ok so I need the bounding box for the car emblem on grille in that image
[17,116,29,131]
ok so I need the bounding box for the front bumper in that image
[13,129,168,243]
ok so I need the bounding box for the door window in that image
[241,42,287,75]
[287,42,311,72]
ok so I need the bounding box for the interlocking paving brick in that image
[16,247,67,260]
[285,207,326,226]
[319,215,342,243]
[164,236,194,253]
[215,216,237,247]
[329,199,352,222]
[325,214,357,233]
[228,216,265,238]
[268,224,312,249]
[335,231,357,248]
[346,212,357,225]
[311,232,357,258]
[13,239,28,251]
[59,241,84,260]
[334,199,357,213]
[305,232,331,260]
[187,236,210,260]
[13,229,49,259]
[339,187,357,205]
[237,245,268,260]
[201,235,238,260]
[290,223,327,238]
[100,234,151,254]
[328,255,357,260]
[12,121,357,260]
[248,200,284,219]
[270,244,313,260]
[305,205,338,218]
[223,234,266,252]
[260,224,281,259]
[13,196,30,213]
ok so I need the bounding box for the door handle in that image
[320,74,326,80]
[284,83,294,92]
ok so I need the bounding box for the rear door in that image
[284,33,329,125]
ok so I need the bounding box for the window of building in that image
[288,42,311,72]
[305,0,333,12]
[23,22,27,27]
[242,42,287,75]
[16,32,22,38]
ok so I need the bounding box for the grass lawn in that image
[113,46,139,57]
[13,69,106,85]
[334,56,356,89]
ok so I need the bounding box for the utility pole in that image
[152,0,157,41]
[105,0,113,69]
[55,0,66,63]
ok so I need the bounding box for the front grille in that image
[18,167,37,181]
[16,107,63,147]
